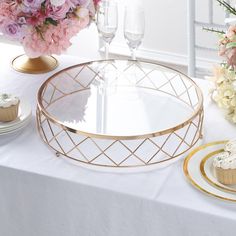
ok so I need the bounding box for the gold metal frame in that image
[36,59,204,168]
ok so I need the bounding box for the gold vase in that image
[12,54,58,74]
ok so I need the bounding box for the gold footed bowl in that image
[12,54,58,74]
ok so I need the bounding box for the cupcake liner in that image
[0,102,19,122]
[215,167,236,185]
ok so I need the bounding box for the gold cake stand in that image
[36,59,204,170]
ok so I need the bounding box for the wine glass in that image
[97,0,118,59]
[124,6,145,60]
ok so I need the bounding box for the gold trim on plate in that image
[182,141,236,202]
[200,149,236,194]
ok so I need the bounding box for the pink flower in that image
[1,21,23,40]
[27,14,44,26]
[0,0,96,57]
[0,1,17,20]
[93,0,100,6]
[69,0,89,7]
[22,17,89,58]
[48,1,71,20]
[225,48,236,66]
[227,25,236,38]
[21,0,44,12]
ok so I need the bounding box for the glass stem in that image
[131,48,136,60]
[105,42,109,60]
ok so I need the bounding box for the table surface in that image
[1,44,236,236]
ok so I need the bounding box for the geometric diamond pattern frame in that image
[36,60,204,168]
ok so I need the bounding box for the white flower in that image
[230,96,236,107]
[211,65,236,124]
[232,81,236,90]
[75,7,89,18]
[227,70,236,81]
[228,111,236,123]
[225,139,236,153]
[219,97,231,109]
[216,76,225,83]
[50,0,66,7]
[221,85,235,98]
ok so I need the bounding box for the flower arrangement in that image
[206,0,236,123]
[0,0,100,58]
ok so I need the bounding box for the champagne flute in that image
[97,0,118,59]
[124,6,145,60]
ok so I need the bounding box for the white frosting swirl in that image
[213,152,236,169]
[224,139,236,153]
[0,94,19,108]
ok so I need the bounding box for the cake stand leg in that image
[56,152,60,157]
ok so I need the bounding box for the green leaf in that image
[45,18,58,26]
[202,27,225,35]
[216,0,236,16]
[35,26,44,40]
[226,42,236,49]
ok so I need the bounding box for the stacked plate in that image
[0,100,32,135]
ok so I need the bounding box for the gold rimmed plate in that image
[200,149,236,194]
[183,141,236,202]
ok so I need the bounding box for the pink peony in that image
[0,0,96,57]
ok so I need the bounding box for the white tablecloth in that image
[1,46,236,236]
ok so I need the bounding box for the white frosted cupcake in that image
[0,94,20,122]
[213,151,236,185]
[224,139,236,154]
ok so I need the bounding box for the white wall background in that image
[67,0,230,68]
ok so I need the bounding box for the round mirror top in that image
[39,60,202,138]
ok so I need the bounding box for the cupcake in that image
[213,152,236,185]
[213,140,236,185]
[0,94,20,122]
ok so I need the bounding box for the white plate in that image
[183,141,236,202]
[0,115,31,133]
[0,116,31,136]
[200,149,236,194]
[0,100,31,132]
